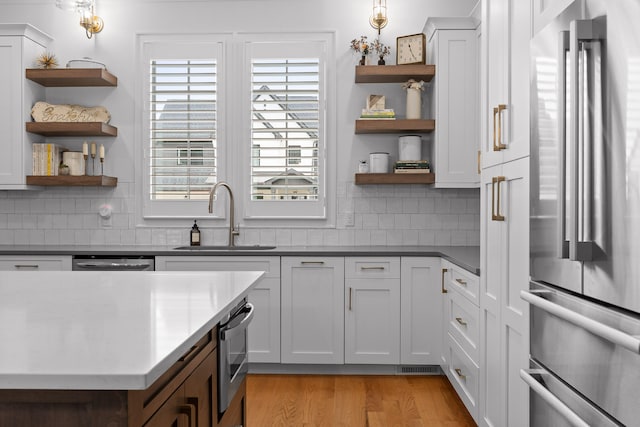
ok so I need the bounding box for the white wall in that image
[0,0,480,247]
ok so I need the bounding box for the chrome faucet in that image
[208,182,240,247]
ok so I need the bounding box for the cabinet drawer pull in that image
[301,261,325,265]
[491,176,506,221]
[179,403,196,427]
[349,287,353,311]
[360,266,385,270]
[455,317,468,326]
[455,278,467,286]
[178,345,199,362]
[14,264,39,269]
[455,368,466,380]
[441,268,448,294]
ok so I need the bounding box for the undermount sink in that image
[173,245,276,251]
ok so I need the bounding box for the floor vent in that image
[398,365,441,375]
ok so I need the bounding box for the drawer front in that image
[448,289,480,363]
[156,256,280,278]
[446,334,479,423]
[345,257,400,279]
[446,263,479,305]
[0,256,71,271]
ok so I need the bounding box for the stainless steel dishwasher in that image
[72,255,155,271]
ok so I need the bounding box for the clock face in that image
[396,33,426,65]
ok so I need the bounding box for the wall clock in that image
[396,33,426,65]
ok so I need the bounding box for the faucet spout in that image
[208,181,240,247]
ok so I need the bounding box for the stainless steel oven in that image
[218,298,254,415]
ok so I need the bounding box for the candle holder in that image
[100,158,104,176]
[83,154,88,175]
[91,152,96,176]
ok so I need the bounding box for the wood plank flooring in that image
[246,374,476,427]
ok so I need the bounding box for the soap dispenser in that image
[190,220,201,246]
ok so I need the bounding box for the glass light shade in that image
[370,0,388,33]
[55,0,93,13]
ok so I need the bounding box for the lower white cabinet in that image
[281,257,345,364]
[155,256,281,364]
[442,259,480,422]
[400,257,442,365]
[345,257,400,364]
[0,255,71,271]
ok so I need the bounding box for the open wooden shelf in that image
[26,175,117,187]
[355,64,435,83]
[355,173,435,185]
[355,119,435,134]
[26,68,117,87]
[26,122,118,137]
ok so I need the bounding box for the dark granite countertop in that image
[0,245,480,275]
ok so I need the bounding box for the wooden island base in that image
[0,326,245,427]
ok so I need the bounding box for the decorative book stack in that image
[32,143,66,176]
[394,160,431,174]
[360,108,396,120]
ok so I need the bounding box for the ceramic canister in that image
[369,152,389,173]
[398,135,422,161]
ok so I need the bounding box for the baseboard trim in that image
[249,363,443,376]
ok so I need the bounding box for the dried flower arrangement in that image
[402,79,426,91]
[350,35,370,56]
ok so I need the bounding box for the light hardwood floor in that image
[246,374,476,427]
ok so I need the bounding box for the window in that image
[139,33,334,222]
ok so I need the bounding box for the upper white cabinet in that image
[155,255,281,364]
[481,0,531,168]
[0,24,51,190]
[345,257,400,364]
[424,17,480,188]
[532,0,575,35]
[0,255,71,271]
[281,257,345,364]
[400,257,442,365]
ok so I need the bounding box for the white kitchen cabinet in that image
[155,256,281,364]
[0,24,51,189]
[281,257,344,364]
[532,0,575,35]
[344,257,400,365]
[0,255,71,271]
[424,17,480,188]
[481,0,531,168]
[479,157,529,427]
[400,257,442,365]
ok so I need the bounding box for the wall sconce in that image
[55,0,104,39]
[370,0,388,35]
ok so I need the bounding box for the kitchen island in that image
[0,270,264,426]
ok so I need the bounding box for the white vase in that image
[406,88,422,119]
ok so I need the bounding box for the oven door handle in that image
[520,369,590,427]
[521,289,640,354]
[221,303,254,341]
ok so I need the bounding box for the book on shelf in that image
[394,168,431,174]
[395,160,430,169]
[32,143,66,176]
[360,108,396,119]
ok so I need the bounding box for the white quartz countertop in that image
[0,270,264,390]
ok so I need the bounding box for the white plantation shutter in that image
[244,39,327,219]
[141,38,225,218]
[150,59,217,200]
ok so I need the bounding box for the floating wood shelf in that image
[355,173,435,185]
[25,68,118,87]
[355,64,435,83]
[26,175,118,187]
[26,122,118,137]
[355,119,435,134]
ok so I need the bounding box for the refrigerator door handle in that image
[568,18,606,261]
[520,369,590,427]
[558,31,571,259]
[521,289,640,354]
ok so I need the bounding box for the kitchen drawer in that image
[0,255,71,271]
[155,255,280,278]
[345,257,400,279]
[446,333,479,423]
[448,288,480,363]
[443,260,479,305]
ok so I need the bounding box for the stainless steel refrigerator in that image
[526,0,640,425]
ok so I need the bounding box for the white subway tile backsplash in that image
[0,184,480,247]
